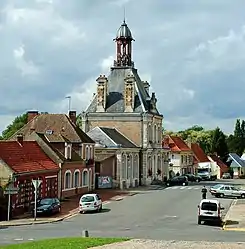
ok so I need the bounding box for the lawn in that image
[0,237,129,249]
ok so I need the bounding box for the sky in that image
[0,0,245,134]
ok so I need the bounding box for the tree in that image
[211,127,229,162]
[227,119,245,156]
[1,113,28,140]
[165,126,213,154]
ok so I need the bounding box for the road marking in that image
[187,187,192,190]
[180,187,185,189]
[14,238,24,241]
[172,186,179,189]
[28,238,34,241]
[194,187,200,190]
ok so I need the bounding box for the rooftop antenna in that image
[123,6,126,23]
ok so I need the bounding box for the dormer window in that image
[65,143,72,159]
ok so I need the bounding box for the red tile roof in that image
[0,141,59,174]
[163,136,191,152]
[191,143,210,162]
[210,155,228,173]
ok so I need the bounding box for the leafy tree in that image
[211,127,229,162]
[1,113,28,140]
[227,119,245,156]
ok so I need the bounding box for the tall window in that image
[74,171,80,187]
[133,154,139,178]
[85,145,89,160]
[82,170,88,186]
[64,171,71,189]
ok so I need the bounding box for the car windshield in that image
[39,199,53,205]
[81,196,95,202]
[211,184,223,189]
[198,169,208,173]
[201,202,217,211]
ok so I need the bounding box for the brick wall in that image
[61,162,94,198]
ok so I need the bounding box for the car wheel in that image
[182,182,186,186]
[196,179,199,182]
[241,194,245,198]
[198,217,201,225]
[166,183,170,186]
[219,193,224,198]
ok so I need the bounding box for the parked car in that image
[209,184,225,195]
[34,197,61,216]
[212,185,245,198]
[183,173,202,182]
[79,193,102,214]
[197,199,224,225]
[222,173,231,179]
[166,176,188,187]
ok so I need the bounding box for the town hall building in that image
[79,19,169,186]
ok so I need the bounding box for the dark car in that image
[183,173,202,182]
[166,176,188,187]
[33,198,61,217]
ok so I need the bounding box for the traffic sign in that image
[4,189,19,195]
[32,180,42,189]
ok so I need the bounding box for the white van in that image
[197,199,224,225]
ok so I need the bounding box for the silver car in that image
[212,185,245,198]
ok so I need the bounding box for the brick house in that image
[163,135,194,177]
[0,137,59,217]
[79,20,169,186]
[9,111,95,199]
[190,143,211,174]
[87,126,140,189]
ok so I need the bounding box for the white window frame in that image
[64,170,72,189]
[73,170,80,188]
[65,143,72,159]
[82,169,89,186]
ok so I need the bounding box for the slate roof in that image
[86,67,160,115]
[229,153,245,167]
[164,136,191,152]
[191,143,210,162]
[0,141,59,173]
[87,127,137,148]
[10,114,94,144]
[210,155,228,173]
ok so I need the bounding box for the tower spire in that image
[113,17,135,67]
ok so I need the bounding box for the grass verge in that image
[0,237,129,249]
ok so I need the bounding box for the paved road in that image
[1,181,245,245]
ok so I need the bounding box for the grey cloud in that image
[0,0,245,134]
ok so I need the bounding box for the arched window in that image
[86,146,89,160]
[133,154,139,178]
[74,170,80,188]
[122,154,127,179]
[82,170,88,186]
[90,146,93,159]
[64,170,71,189]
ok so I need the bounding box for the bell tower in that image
[113,19,135,67]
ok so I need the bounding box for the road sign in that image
[4,189,19,195]
[32,180,42,189]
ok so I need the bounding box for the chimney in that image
[16,133,23,145]
[27,111,39,123]
[69,111,76,125]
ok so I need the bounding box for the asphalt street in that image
[1,180,245,245]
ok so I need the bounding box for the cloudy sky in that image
[0,0,245,134]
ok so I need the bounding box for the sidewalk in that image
[223,199,245,231]
[0,189,131,228]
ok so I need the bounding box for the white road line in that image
[14,238,24,241]
[28,238,34,241]
[194,187,200,190]
[180,187,185,189]
[187,187,192,190]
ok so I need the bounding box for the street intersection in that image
[1,180,245,245]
